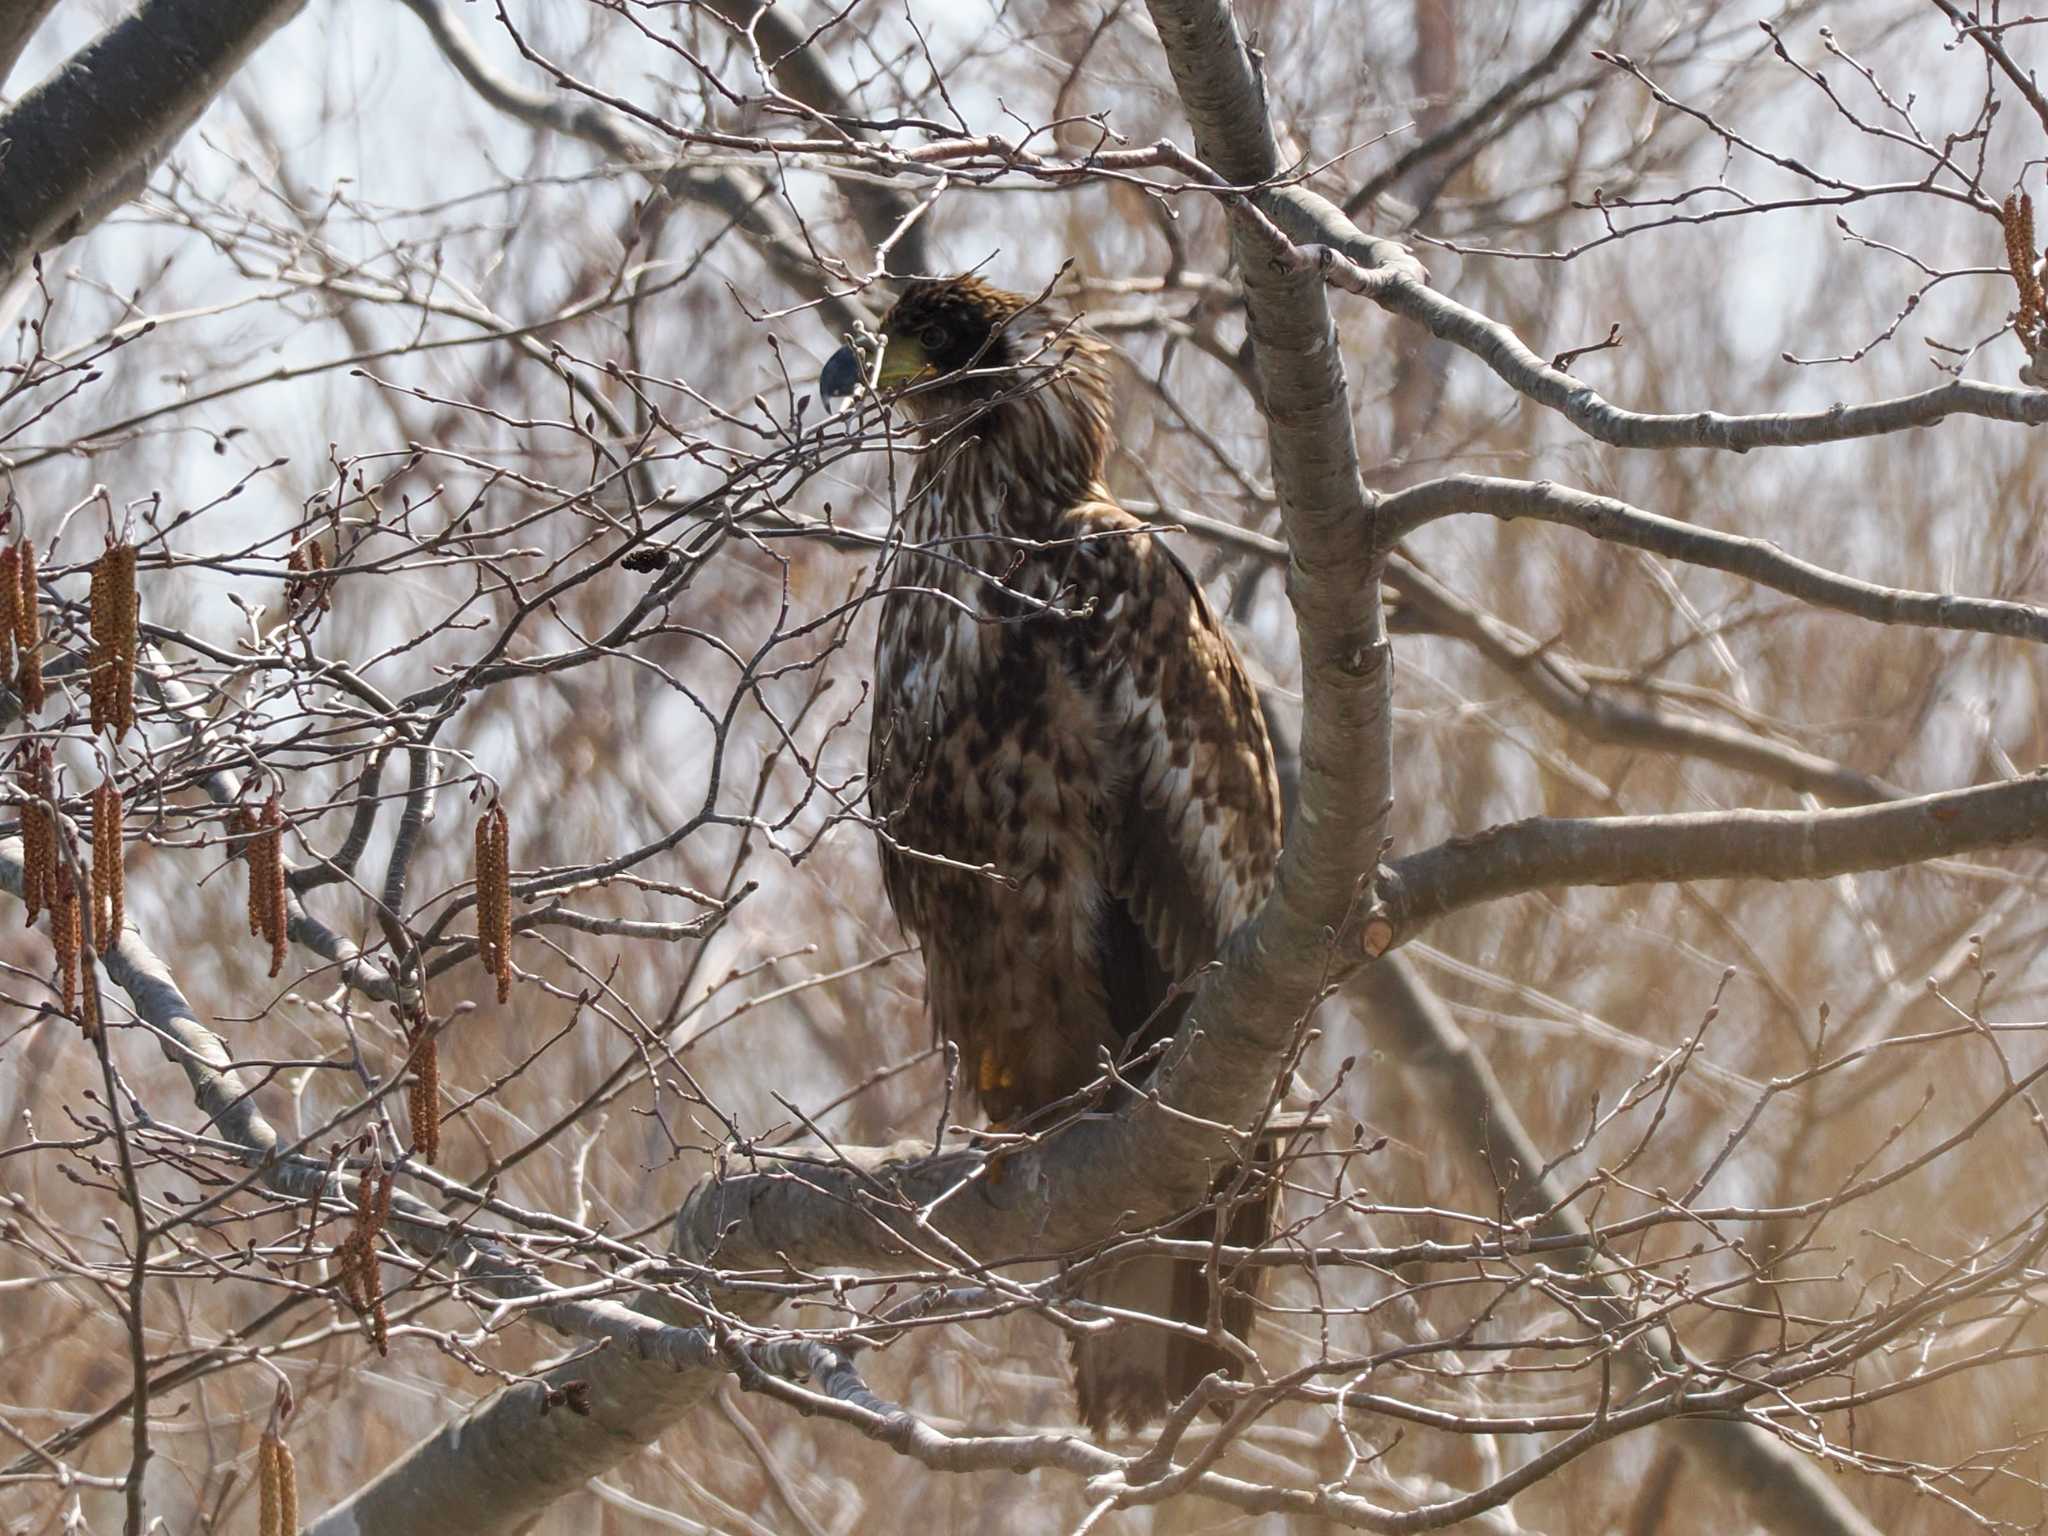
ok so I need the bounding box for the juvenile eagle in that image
[822,276,1284,1436]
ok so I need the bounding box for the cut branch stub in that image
[87,540,138,737]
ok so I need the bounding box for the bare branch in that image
[0,0,308,285]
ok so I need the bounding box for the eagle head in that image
[822,276,1090,412]
[821,273,1115,499]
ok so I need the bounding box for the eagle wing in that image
[1066,504,1282,1046]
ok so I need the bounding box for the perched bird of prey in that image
[821,275,1285,1436]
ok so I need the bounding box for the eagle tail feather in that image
[1071,1144,1273,1439]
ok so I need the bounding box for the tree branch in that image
[0,1,60,87]
[702,0,933,276]
[1343,0,1606,222]
[1141,0,1394,1007]
[1383,556,1902,805]
[1386,473,2048,645]
[1359,957,1883,1536]
[0,0,308,286]
[1290,240,2048,449]
[392,0,871,336]
[1378,775,2048,942]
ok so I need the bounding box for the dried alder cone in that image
[87,540,138,737]
[240,793,288,978]
[474,802,511,1004]
[285,535,332,622]
[90,777,122,956]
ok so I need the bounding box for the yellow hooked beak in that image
[873,332,933,387]
[820,332,933,405]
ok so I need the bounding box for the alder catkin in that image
[338,1160,394,1356]
[274,1435,297,1535]
[258,1434,281,1536]
[2005,192,2046,349]
[407,1007,440,1165]
[19,743,53,926]
[258,1428,300,1536]
[14,539,42,715]
[242,794,288,977]
[87,541,138,737]
[0,546,19,692]
[475,803,511,1004]
[91,777,122,955]
[50,853,79,1018]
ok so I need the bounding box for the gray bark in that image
[0,0,61,89]
[0,0,308,285]
[301,1336,726,1536]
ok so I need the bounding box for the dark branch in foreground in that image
[0,0,309,285]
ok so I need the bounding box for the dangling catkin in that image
[14,540,42,715]
[91,777,122,955]
[336,1158,394,1356]
[87,541,138,737]
[407,1005,440,1165]
[77,942,99,1038]
[49,847,79,1018]
[258,1429,298,1536]
[474,803,511,1004]
[242,795,288,977]
[0,546,19,691]
[18,743,53,926]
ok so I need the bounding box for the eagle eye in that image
[919,323,948,353]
